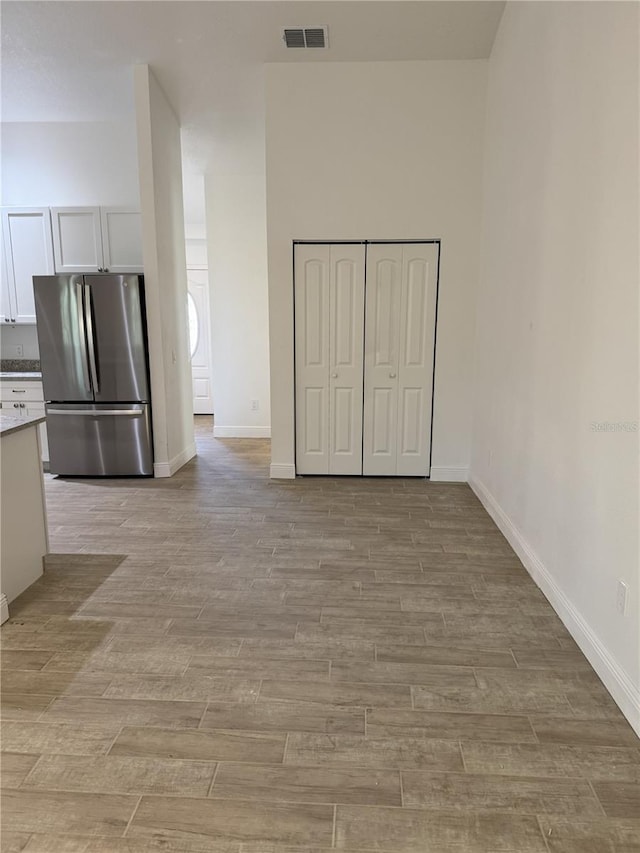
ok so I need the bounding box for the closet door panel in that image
[332,387,354,454]
[400,386,423,455]
[363,245,402,475]
[295,246,331,474]
[329,245,365,474]
[372,387,394,455]
[396,244,438,476]
[303,387,326,454]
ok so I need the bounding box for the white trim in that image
[213,426,271,438]
[429,466,469,482]
[0,593,9,625]
[270,463,296,479]
[469,473,640,738]
[154,443,197,478]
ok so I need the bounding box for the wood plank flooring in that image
[1,416,638,852]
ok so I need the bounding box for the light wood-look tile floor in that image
[1,417,638,852]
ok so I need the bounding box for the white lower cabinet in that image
[295,242,438,477]
[0,381,49,463]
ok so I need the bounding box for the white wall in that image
[134,65,195,477]
[1,121,139,207]
[0,326,39,361]
[205,172,271,437]
[265,61,487,478]
[185,239,208,268]
[471,2,639,733]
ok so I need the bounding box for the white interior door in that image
[296,241,437,478]
[295,245,331,474]
[187,269,213,414]
[329,244,366,474]
[396,243,438,475]
[295,244,366,474]
[363,244,403,475]
[363,243,438,476]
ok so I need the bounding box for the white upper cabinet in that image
[51,207,102,272]
[1,208,55,324]
[101,208,144,273]
[52,207,143,274]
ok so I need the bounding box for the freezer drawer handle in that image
[47,408,145,417]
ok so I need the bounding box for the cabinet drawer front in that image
[0,382,44,402]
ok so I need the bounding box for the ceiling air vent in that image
[283,26,329,49]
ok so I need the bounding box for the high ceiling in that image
[2,1,505,176]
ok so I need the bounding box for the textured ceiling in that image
[2,1,505,176]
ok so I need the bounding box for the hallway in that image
[1,418,638,851]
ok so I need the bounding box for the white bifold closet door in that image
[363,243,438,476]
[295,244,366,475]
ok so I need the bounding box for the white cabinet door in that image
[295,245,331,474]
[1,208,55,323]
[295,244,365,475]
[101,208,143,273]
[51,207,103,273]
[0,381,49,464]
[363,243,438,476]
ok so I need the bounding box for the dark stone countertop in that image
[0,359,41,372]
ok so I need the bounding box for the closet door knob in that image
[389,372,397,379]
[331,372,338,378]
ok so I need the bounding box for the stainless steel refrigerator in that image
[33,274,153,476]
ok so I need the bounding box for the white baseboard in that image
[429,466,469,482]
[213,426,271,438]
[270,463,296,479]
[154,443,197,478]
[469,473,640,737]
[0,593,9,625]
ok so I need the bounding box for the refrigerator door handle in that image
[47,407,145,417]
[75,282,92,394]
[84,283,100,394]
